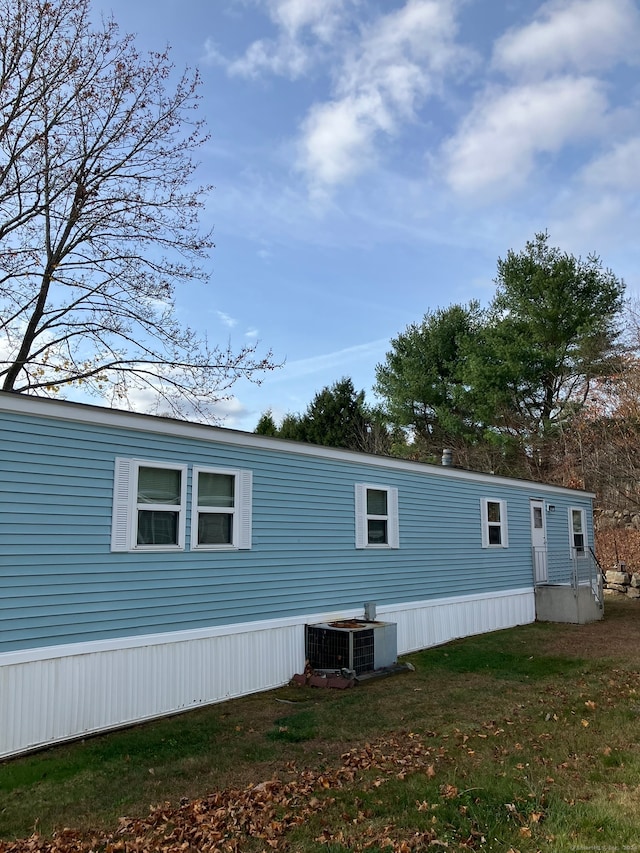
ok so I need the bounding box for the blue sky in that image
[96,0,640,431]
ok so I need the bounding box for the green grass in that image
[2,598,640,852]
[414,633,586,680]
[267,709,319,742]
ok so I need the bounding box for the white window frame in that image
[568,506,588,558]
[355,483,399,549]
[480,498,509,548]
[191,466,252,551]
[111,458,187,552]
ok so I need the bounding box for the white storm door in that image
[530,499,548,583]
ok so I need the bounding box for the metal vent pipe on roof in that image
[442,448,453,467]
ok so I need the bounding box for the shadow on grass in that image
[0,714,223,793]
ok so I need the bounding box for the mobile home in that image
[0,392,601,758]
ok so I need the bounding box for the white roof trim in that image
[0,392,596,499]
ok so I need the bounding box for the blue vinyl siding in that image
[0,404,593,653]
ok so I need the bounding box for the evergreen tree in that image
[256,378,391,454]
[375,234,624,478]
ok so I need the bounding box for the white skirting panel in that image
[379,588,535,655]
[0,587,535,759]
[0,624,306,760]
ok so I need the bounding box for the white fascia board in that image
[0,391,596,500]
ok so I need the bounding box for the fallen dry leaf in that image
[440,784,458,800]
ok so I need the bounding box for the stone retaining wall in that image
[603,570,640,599]
[595,508,640,530]
[594,509,640,583]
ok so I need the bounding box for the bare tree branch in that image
[0,0,277,421]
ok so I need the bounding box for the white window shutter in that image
[501,500,509,548]
[480,498,489,548]
[237,469,253,549]
[388,487,400,548]
[355,483,366,548]
[111,458,133,551]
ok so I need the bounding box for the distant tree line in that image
[255,377,394,455]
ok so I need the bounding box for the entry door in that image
[530,499,548,583]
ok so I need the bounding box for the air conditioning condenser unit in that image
[305,619,397,675]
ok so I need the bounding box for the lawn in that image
[1,597,639,852]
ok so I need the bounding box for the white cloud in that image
[443,76,608,197]
[297,0,470,194]
[201,39,227,68]
[581,137,640,190]
[209,395,251,427]
[268,0,347,41]
[338,0,464,96]
[217,311,238,328]
[245,327,259,339]
[226,35,311,79]
[545,135,640,248]
[271,338,389,382]
[300,96,381,190]
[550,192,629,248]
[493,0,640,79]
[220,0,351,79]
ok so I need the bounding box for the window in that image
[569,507,587,556]
[137,464,184,546]
[111,458,187,551]
[192,467,252,550]
[111,459,252,552]
[355,484,399,549]
[532,505,543,530]
[481,498,509,548]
